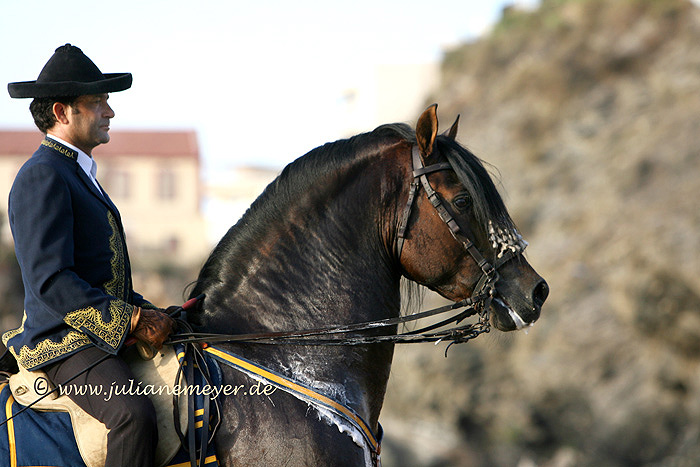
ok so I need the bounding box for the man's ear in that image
[52,102,70,125]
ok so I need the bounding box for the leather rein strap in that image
[168,145,529,350]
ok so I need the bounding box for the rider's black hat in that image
[8,44,132,98]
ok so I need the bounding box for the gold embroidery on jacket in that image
[64,301,133,350]
[6,210,134,369]
[104,211,128,301]
[63,211,132,350]
[10,331,91,370]
[41,138,78,160]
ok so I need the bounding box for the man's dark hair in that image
[29,96,79,133]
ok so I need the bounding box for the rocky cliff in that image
[381,1,700,465]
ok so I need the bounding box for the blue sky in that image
[0,0,534,171]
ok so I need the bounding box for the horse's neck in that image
[200,158,404,425]
[208,236,398,428]
[206,153,401,328]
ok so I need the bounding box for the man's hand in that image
[131,308,176,350]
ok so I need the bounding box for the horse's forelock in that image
[374,124,513,231]
[438,137,515,231]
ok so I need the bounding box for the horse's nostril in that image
[533,280,549,309]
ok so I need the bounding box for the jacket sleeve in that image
[9,163,136,354]
[132,291,157,309]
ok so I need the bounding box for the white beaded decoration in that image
[488,220,528,259]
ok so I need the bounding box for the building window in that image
[157,169,176,200]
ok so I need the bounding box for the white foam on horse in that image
[488,220,533,334]
[508,307,532,334]
[283,358,374,465]
[494,297,533,334]
[311,405,373,467]
[285,359,349,404]
[243,368,374,465]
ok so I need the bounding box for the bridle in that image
[396,145,523,311]
[165,144,526,351]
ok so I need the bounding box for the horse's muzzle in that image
[491,278,549,331]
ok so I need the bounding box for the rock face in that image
[381,1,700,465]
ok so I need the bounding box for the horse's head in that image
[396,105,548,332]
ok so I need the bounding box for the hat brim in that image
[8,72,132,98]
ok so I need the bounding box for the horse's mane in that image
[190,123,514,300]
[190,125,405,298]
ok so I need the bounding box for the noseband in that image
[396,146,525,308]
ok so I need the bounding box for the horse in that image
[186,104,548,466]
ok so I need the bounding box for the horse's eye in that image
[453,196,471,210]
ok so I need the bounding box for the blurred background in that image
[2,0,700,465]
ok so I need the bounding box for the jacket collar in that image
[40,135,120,216]
[40,136,78,161]
[46,135,102,193]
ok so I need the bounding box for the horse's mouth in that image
[490,295,535,333]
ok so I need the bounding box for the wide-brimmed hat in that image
[8,44,132,98]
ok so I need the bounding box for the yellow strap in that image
[167,454,218,467]
[204,346,379,452]
[3,384,17,467]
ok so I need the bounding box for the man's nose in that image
[104,103,115,118]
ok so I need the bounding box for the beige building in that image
[205,165,279,244]
[0,129,209,266]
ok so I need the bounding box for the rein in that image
[168,292,490,354]
[169,145,524,354]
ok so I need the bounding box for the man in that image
[3,44,175,466]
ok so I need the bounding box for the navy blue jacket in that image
[2,137,153,370]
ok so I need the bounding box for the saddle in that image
[8,346,187,467]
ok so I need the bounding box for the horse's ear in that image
[443,114,460,140]
[416,104,439,160]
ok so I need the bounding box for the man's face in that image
[65,93,114,154]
